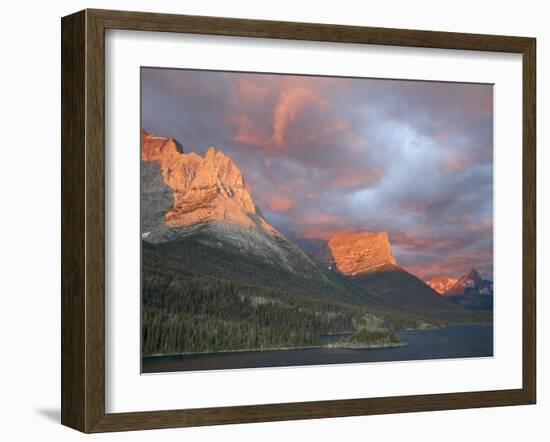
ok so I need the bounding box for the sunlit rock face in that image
[426,275,459,295]
[141,130,269,231]
[141,130,336,276]
[318,230,397,275]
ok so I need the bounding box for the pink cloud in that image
[260,194,296,212]
[444,155,472,173]
[302,229,337,240]
[447,213,470,222]
[329,168,384,187]
[393,223,493,280]
[393,231,457,251]
[323,120,350,134]
[228,75,356,157]
[275,178,307,193]
[235,78,269,102]
[226,114,269,147]
[400,202,428,213]
[433,130,453,144]
[272,79,328,147]
[298,213,344,240]
[464,219,493,233]
[406,249,494,280]
[462,93,493,116]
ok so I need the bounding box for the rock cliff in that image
[140,130,332,276]
[318,230,397,275]
[141,130,275,233]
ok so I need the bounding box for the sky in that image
[141,68,493,281]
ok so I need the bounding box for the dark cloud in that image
[141,68,493,280]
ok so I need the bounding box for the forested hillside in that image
[142,240,394,355]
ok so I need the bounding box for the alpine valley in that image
[140,130,492,359]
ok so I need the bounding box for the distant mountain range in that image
[140,130,491,356]
[425,275,458,295]
[426,269,493,311]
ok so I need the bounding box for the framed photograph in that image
[61,9,536,433]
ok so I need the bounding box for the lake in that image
[142,322,493,373]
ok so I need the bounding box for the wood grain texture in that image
[522,38,536,403]
[85,9,107,432]
[61,10,86,432]
[89,8,532,52]
[60,8,537,433]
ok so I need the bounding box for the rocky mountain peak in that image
[426,275,459,295]
[141,131,268,231]
[466,268,481,281]
[443,268,493,299]
[205,146,217,159]
[318,230,397,276]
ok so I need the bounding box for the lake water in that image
[142,323,493,373]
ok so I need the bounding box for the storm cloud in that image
[141,68,493,280]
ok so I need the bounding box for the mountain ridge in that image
[426,275,459,295]
[141,129,277,234]
[141,130,367,297]
[426,269,493,311]
[445,269,492,296]
[314,229,471,320]
[140,130,490,356]
[316,230,397,275]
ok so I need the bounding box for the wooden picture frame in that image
[61,8,536,433]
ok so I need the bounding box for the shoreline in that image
[325,342,406,350]
[399,320,494,332]
[143,322,493,359]
[143,341,405,359]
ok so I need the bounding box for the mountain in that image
[317,230,397,275]
[445,269,492,296]
[442,269,493,310]
[317,231,474,324]
[140,131,489,357]
[141,129,276,236]
[141,130,355,290]
[349,263,472,322]
[426,275,459,295]
[140,131,396,355]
